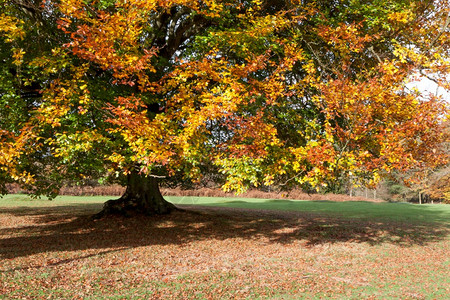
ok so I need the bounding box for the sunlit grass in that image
[2,194,449,225]
[171,197,450,225]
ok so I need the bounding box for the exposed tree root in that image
[93,172,179,219]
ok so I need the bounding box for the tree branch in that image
[429,11,450,48]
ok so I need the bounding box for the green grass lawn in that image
[0,194,111,206]
[3,194,448,225]
[169,196,450,225]
[1,194,449,299]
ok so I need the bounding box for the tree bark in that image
[94,172,177,218]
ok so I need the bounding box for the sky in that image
[408,76,450,102]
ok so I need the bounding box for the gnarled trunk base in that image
[94,173,177,218]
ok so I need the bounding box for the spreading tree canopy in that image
[1,0,449,215]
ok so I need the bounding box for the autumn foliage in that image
[1,0,449,198]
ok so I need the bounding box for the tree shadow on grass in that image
[0,203,448,265]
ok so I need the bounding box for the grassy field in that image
[1,195,449,299]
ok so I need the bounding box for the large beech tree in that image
[1,0,449,215]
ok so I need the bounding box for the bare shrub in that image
[161,187,383,202]
[6,183,384,202]
[58,185,125,196]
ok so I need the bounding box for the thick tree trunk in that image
[94,172,177,218]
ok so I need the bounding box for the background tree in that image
[1,0,448,215]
